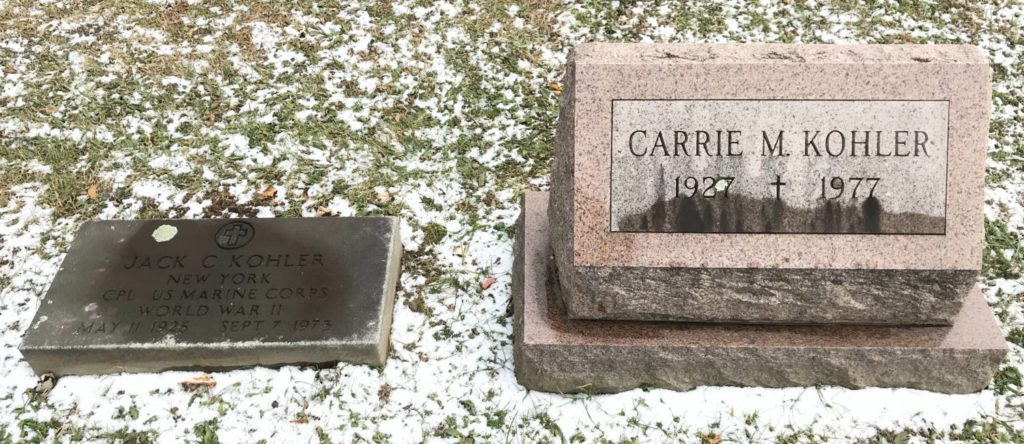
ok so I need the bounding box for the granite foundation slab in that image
[517,191,1006,394]
[20,217,402,376]
[550,43,991,324]
[557,265,973,325]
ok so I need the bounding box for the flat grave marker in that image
[20,217,401,376]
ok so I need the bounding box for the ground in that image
[1,0,1023,442]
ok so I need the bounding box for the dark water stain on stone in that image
[674,197,705,232]
[717,199,730,233]
[617,193,941,234]
[863,197,882,234]
[650,199,666,231]
[823,200,839,233]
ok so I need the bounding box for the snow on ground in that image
[1,0,1024,442]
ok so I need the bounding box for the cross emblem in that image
[215,221,255,249]
[220,223,248,246]
[770,175,787,200]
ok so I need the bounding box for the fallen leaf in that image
[87,184,98,200]
[5,66,15,74]
[319,15,326,24]
[316,206,338,217]
[706,434,722,444]
[291,418,309,424]
[34,373,56,396]
[259,186,277,200]
[179,376,216,389]
[43,107,57,114]
[547,82,562,93]
[481,277,496,289]
[294,25,304,31]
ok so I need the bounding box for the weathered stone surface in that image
[20,217,402,376]
[550,43,991,324]
[519,191,1006,393]
[561,265,974,325]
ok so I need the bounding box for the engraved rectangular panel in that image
[19,217,401,375]
[610,100,949,234]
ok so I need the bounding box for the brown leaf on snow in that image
[43,107,57,114]
[34,373,56,396]
[179,376,216,389]
[480,277,496,289]
[316,206,338,217]
[259,186,277,200]
[547,83,562,94]
[291,418,309,424]
[86,184,99,200]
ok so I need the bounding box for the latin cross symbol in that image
[770,175,786,200]
[221,223,249,246]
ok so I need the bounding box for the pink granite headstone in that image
[512,43,1006,394]
[548,43,990,325]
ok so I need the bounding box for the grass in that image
[2,0,1024,442]
[94,428,157,444]
[191,419,219,444]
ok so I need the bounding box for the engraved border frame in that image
[608,98,951,235]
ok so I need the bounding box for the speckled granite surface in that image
[518,191,1006,393]
[549,43,989,324]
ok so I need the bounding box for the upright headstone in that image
[514,43,1007,394]
[549,43,989,325]
[20,217,401,376]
